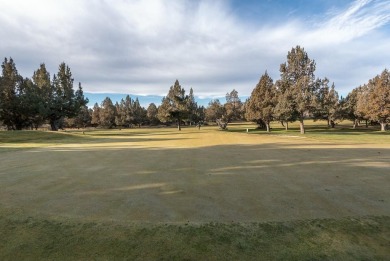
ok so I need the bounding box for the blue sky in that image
[1,0,389,107]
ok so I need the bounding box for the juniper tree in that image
[0,58,24,129]
[278,46,317,134]
[48,63,88,130]
[99,97,116,128]
[356,69,390,131]
[147,103,159,125]
[91,102,101,126]
[245,72,276,132]
[205,99,225,123]
[314,78,339,128]
[157,80,188,131]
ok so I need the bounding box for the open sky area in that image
[1,0,389,107]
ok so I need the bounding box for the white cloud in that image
[0,0,389,98]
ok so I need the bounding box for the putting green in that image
[0,126,389,223]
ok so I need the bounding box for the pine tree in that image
[224,89,242,122]
[99,97,116,128]
[47,63,88,130]
[147,103,159,125]
[314,78,339,128]
[132,98,146,127]
[278,46,317,134]
[91,102,101,126]
[0,58,25,130]
[245,72,276,132]
[31,63,52,129]
[205,99,225,122]
[186,87,198,125]
[357,69,390,131]
[157,80,188,131]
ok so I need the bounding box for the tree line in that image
[1,46,388,132]
[245,45,389,133]
[0,58,88,130]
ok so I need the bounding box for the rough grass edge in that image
[0,214,388,261]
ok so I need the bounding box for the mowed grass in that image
[0,122,389,260]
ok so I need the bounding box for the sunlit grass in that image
[0,124,389,260]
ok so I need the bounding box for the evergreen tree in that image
[91,102,101,126]
[245,72,276,132]
[157,80,188,131]
[99,97,116,128]
[278,46,317,134]
[132,98,146,127]
[224,89,242,122]
[356,69,390,131]
[31,63,52,129]
[123,95,133,127]
[186,87,198,125]
[205,99,225,122]
[147,103,159,125]
[74,105,92,128]
[47,63,88,130]
[340,87,363,128]
[274,79,297,130]
[0,58,25,130]
[314,78,339,128]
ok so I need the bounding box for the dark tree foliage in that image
[157,80,189,131]
[0,58,25,130]
[0,59,88,131]
[277,46,317,134]
[186,87,198,125]
[99,97,116,128]
[313,78,339,128]
[147,103,159,125]
[245,72,276,132]
[48,63,88,131]
[224,89,243,122]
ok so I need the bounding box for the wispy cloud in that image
[0,0,389,98]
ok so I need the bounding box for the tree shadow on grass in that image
[1,142,389,223]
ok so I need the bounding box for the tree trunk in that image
[285,122,288,131]
[353,119,358,129]
[281,121,285,127]
[50,120,58,131]
[330,120,335,128]
[266,122,270,132]
[380,122,387,131]
[365,120,368,128]
[327,119,330,128]
[299,120,305,134]
[177,120,181,131]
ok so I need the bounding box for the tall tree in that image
[186,87,198,125]
[48,63,88,130]
[245,72,276,132]
[74,105,92,128]
[147,103,159,125]
[91,102,101,126]
[31,63,52,129]
[205,99,225,122]
[278,46,317,134]
[314,78,339,128]
[99,97,116,128]
[132,98,146,127]
[274,79,297,130]
[0,58,25,130]
[157,80,188,131]
[224,89,242,122]
[356,69,390,131]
